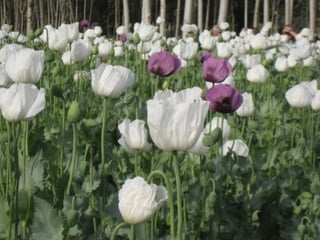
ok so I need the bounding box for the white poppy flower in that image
[285,80,317,108]
[236,92,255,117]
[246,64,268,83]
[91,63,134,98]
[118,176,167,224]
[222,139,249,157]
[0,83,45,121]
[5,48,44,83]
[147,87,209,151]
[118,119,152,152]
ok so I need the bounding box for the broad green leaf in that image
[30,197,63,240]
[0,196,10,239]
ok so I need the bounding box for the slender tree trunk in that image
[84,0,87,19]
[244,0,248,29]
[205,0,210,29]
[309,0,316,35]
[26,0,33,33]
[123,0,129,32]
[253,0,260,28]
[68,0,75,23]
[88,0,94,25]
[198,0,203,31]
[141,0,151,23]
[115,0,119,29]
[183,0,193,24]
[217,0,229,24]
[263,0,270,24]
[75,0,78,21]
[285,0,293,24]
[175,0,181,37]
[160,0,166,35]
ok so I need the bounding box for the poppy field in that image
[0,21,320,240]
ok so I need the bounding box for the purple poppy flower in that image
[80,19,89,28]
[119,34,127,42]
[147,51,181,77]
[202,57,232,83]
[206,84,243,113]
[200,51,215,63]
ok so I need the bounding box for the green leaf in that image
[82,176,100,193]
[31,197,64,240]
[0,196,10,239]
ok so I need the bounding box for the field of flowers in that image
[0,21,320,240]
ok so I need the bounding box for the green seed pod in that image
[202,128,222,146]
[133,33,140,44]
[67,101,81,123]
[34,28,43,37]
[83,118,98,127]
[162,80,170,89]
[91,45,98,55]
[297,224,305,236]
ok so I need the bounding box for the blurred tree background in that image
[0,0,319,37]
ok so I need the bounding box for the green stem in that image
[100,97,108,203]
[59,101,66,176]
[22,121,29,188]
[12,122,20,240]
[172,153,183,240]
[130,224,135,240]
[66,123,77,195]
[147,169,175,239]
[110,222,129,240]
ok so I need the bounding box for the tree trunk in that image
[244,0,248,29]
[175,0,181,37]
[217,0,229,24]
[26,0,33,33]
[263,0,270,25]
[141,0,151,23]
[205,0,210,29]
[309,0,316,34]
[253,0,260,28]
[123,0,129,32]
[88,0,94,25]
[159,0,166,35]
[198,0,203,31]
[285,0,293,24]
[183,0,193,24]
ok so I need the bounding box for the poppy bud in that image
[202,128,222,146]
[91,45,98,55]
[34,28,43,37]
[67,101,81,123]
[133,33,140,44]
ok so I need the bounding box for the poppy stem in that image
[110,222,129,240]
[147,168,175,239]
[172,153,183,240]
[66,122,78,195]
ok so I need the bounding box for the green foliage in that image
[31,197,64,240]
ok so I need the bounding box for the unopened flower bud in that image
[67,100,81,123]
[133,33,140,44]
[34,28,43,37]
[202,128,222,146]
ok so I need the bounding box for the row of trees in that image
[0,0,318,37]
